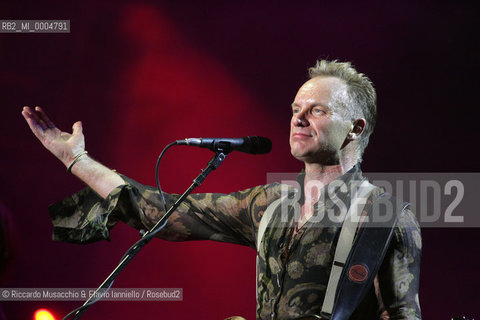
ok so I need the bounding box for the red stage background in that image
[0,1,478,319]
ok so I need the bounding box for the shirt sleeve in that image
[49,174,282,248]
[377,206,422,319]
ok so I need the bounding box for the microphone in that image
[176,136,272,154]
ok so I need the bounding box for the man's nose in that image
[294,112,309,127]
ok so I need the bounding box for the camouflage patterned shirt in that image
[49,166,422,319]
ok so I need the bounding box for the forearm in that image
[69,154,125,199]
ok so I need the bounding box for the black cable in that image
[155,141,177,219]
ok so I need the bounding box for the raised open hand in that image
[22,106,85,168]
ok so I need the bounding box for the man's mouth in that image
[292,132,311,138]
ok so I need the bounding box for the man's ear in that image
[347,118,366,140]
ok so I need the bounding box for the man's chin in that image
[290,149,312,163]
[290,149,339,166]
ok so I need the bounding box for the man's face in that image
[289,76,353,164]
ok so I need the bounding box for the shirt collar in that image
[294,163,364,205]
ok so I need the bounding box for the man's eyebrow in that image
[291,102,331,110]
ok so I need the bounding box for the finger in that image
[72,121,83,136]
[21,106,31,119]
[22,106,44,132]
[22,109,46,140]
[25,106,48,130]
[35,106,56,129]
[21,106,36,119]
[22,106,33,114]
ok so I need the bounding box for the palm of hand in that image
[22,106,85,166]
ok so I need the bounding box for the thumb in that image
[72,121,83,136]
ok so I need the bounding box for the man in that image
[22,60,422,319]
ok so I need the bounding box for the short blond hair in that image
[309,60,377,161]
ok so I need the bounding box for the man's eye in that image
[292,108,300,114]
[312,108,326,115]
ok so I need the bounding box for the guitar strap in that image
[256,195,286,296]
[321,180,377,316]
[326,192,404,320]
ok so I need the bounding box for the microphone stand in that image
[68,151,229,320]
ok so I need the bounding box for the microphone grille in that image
[248,136,272,154]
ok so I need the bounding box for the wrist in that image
[66,151,89,172]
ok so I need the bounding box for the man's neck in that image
[293,162,354,230]
[303,162,354,187]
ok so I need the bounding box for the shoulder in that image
[374,193,422,257]
[394,204,422,255]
